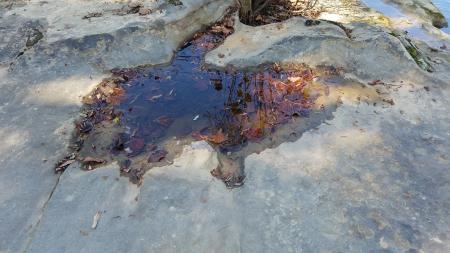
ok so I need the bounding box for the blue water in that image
[362,0,450,36]
[434,0,450,34]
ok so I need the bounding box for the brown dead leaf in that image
[272,63,282,73]
[243,127,263,141]
[204,130,228,144]
[119,159,132,173]
[369,80,384,86]
[148,149,168,163]
[127,138,145,157]
[82,157,106,164]
[55,159,75,172]
[211,25,233,36]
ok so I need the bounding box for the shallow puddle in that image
[69,16,389,187]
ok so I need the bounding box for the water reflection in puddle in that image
[72,18,386,187]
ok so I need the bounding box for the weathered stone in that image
[0,1,233,252]
[386,0,448,28]
[206,17,421,81]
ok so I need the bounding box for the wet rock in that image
[386,0,448,28]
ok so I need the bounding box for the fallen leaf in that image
[288,76,302,83]
[369,80,383,86]
[76,120,93,134]
[191,131,203,141]
[82,157,105,164]
[119,159,132,173]
[55,159,75,172]
[128,168,144,185]
[92,211,102,229]
[148,149,168,163]
[204,130,228,144]
[126,138,145,156]
[211,25,233,36]
[243,127,263,140]
[154,115,173,126]
[148,94,162,102]
[111,68,138,81]
[272,63,282,73]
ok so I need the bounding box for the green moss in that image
[405,44,433,72]
[406,46,419,59]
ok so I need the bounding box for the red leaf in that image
[127,138,145,156]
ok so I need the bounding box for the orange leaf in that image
[204,131,228,144]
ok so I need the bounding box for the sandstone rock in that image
[386,0,448,28]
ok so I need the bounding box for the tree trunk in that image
[239,0,253,23]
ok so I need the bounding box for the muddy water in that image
[74,22,388,187]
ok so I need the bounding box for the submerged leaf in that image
[148,149,168,163]
[204,130,228,144]
[154,115,173,127]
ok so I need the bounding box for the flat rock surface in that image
[0,0,232,252]
[1,0,450,252]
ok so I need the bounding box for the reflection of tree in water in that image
[204,68,314,153]
[73,15,318,187]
